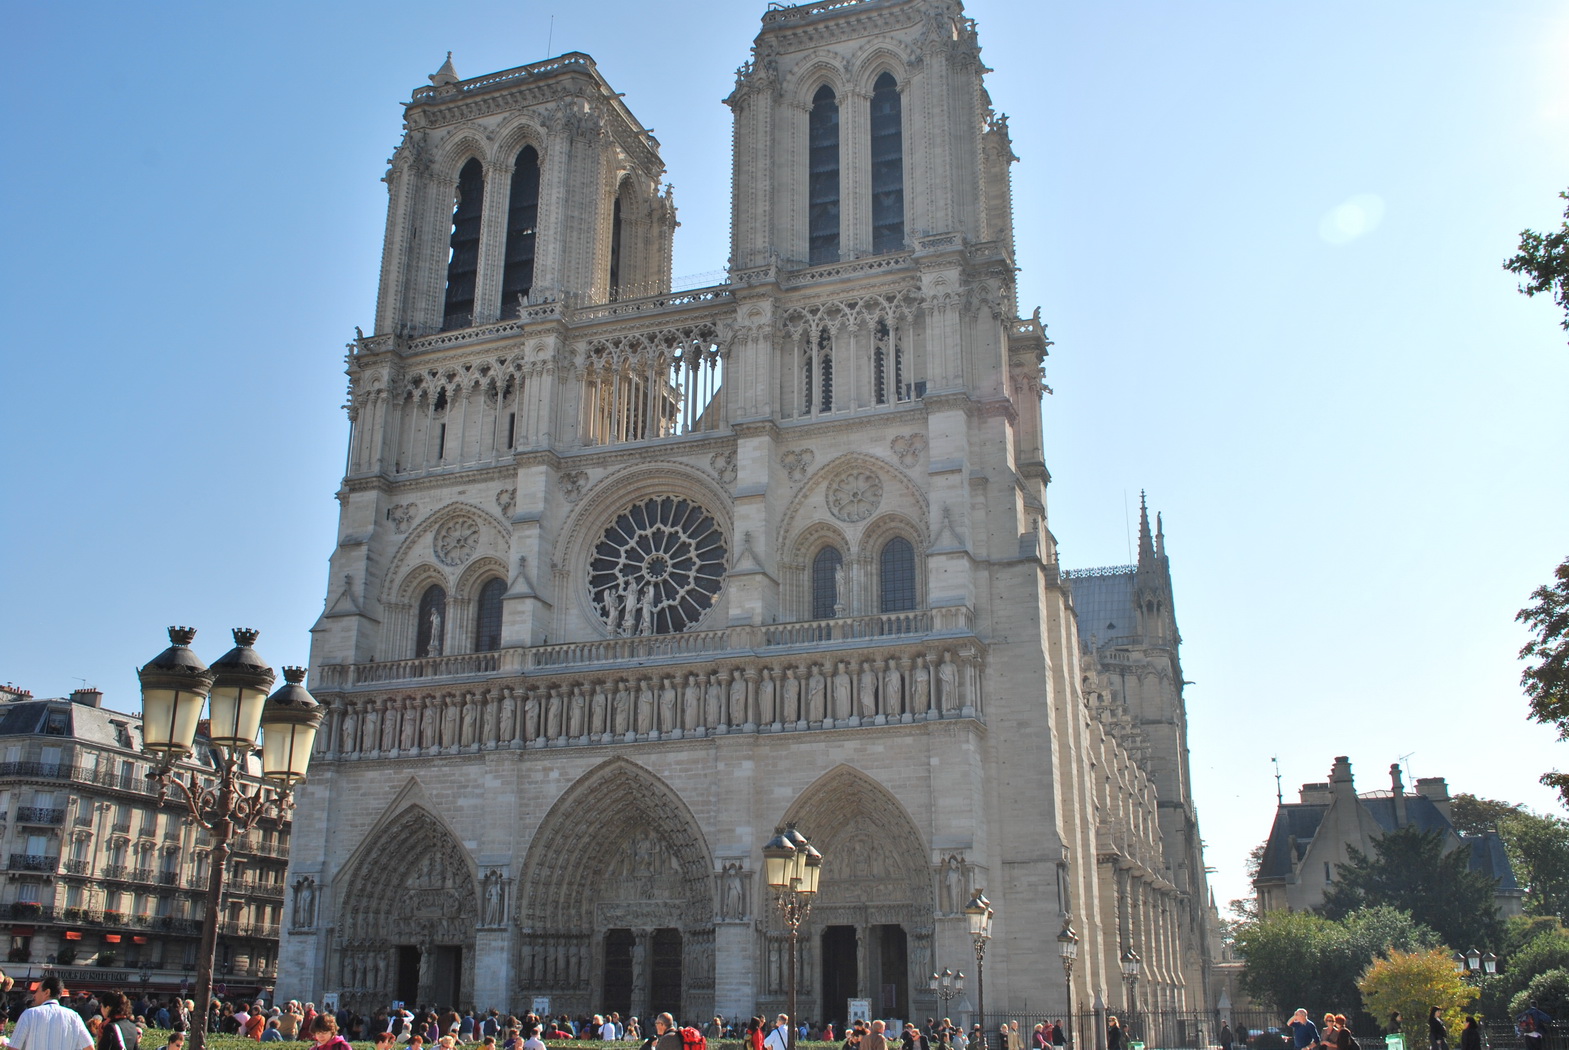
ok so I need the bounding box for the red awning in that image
[63,930,82,940]
[103,933,121,943]
[132,936,147,944]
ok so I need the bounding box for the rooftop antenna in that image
[1271,755,1283,805]
[1124,489,1133,564]
[546,15,555,59]
[1398,751,1416,784]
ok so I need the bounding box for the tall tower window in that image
[809,85,841,265]
[812,547,845,620]
[474,577,506,652]
[500,146,540,318]
[416,584,447,658]
[609,192,625,297]
[879,537,917,613]
[442,158,485,331]
[870,73,904,254]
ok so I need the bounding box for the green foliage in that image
[1358,949,1479,1050]
[1521,557,1569,807]
[1452,794,1569,923]
[1504,189,1569,338]
[1235,906,1438,1016]
[1320,826,1502,950]
[1508,967,1569,1019]
[1451,795,1524,836]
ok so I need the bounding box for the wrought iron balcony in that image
[61,858,91,875]
[8,853,57,872]
[16,806,65,824]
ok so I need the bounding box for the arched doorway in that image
[518,758,716,1021]
[771,766,934,1029]
[333,805,479,1012]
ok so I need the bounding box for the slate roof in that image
[1255,790,1520,890]
[1064,567,1138,647]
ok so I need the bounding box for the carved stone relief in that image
[827,469,883,523]
[434,516,480,566]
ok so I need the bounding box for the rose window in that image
[589,497,727,636]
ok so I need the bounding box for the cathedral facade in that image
[278,0,1216,1026]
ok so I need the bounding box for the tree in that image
[1522,558,1569,805]
[1236,906,1438,1017]
[1359,949,1479,1049]
[1505,188,1569,338]
[1452,794,1569,922]
[1321,826,1503,950]
[1509,967,1569,1019]
[1229,840,1267,923]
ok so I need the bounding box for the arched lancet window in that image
[870,72,904,253]
[442,158,485,331]
[500,146,540,318]
[809,85,841,265]
[879,536,917,613]
[474,577,506,652]
[609,190,625,297]
[811,547,844,620]
[415,584,448,658]
[802,326,835,416]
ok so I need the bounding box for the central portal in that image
[821,925,859,1028]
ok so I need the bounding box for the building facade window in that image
[474,577,506,652]
[500,146,540,317]
[869,72,904,253]
[812,547,844,620]
[879,536,917,613]
[808,85,841,265]
[442,158,485,331]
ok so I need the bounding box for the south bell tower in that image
[291,0,1212,1025]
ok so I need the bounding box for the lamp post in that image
[964,891,994,1050]
[931,968,966,1009]
[1120,948,1141,1019]
[137,627,322,1050]
[764,823,822,1050]
[1058,923,1078,1049]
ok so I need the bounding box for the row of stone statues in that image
[325,649,979,758]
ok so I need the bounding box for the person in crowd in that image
[522,1028,545,1050]
[1220,1023,1234,1050]
[263,1020,285,1043]
[309,1015,351,1050]
[1429,1008,1449,1050]
[652,1016,683,1050]
[765,1016,792,1050]
[1287,1011,1319,1050]
[12,975,93,1050]
[1107,1019,1124,1050]
[94,992,137,1050]
[866,1020,890,1050]
[1460,1018,1480,1050]
[156,1034,184,1050]
[245,1009,267,1041]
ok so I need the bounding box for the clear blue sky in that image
[4,0,1568,918]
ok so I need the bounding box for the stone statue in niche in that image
[658,677,677,732]
[832,662,853,720]
[482,870,507,926]
[292,876,317,928]
[912,659,932,716]
[807,665,826,722]
[720,862,746,919]
[682,673,702,729]
[858,661,879,718]
[942,854,967,914]
[636,679,655,734]
[938,652,958,711]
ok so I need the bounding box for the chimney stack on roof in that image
[70,688,103,708]
[1416,776,1452,821]
[1391,763,1408,826]
[1331,755,1357,800]
[1299,782,1332,804]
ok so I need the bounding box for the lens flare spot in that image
[1318,193,1385,245]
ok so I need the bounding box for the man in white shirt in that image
[522,1026,546,1050]
[764,1015,791,1050]
[11,976,93,1050]
[599,1017,617,1042]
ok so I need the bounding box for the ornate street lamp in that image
[1120,948,1142,1016]
[764,823,822,1050]
[1466,947,1482,974]
[138,627,322,1050]
[1058,922,1078,1048]
[964,890,994,1049]
[930,967,966,1007]
[1483,952,1498,977]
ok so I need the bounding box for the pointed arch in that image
[777,763,933,921]
[519,757,715,928]
[442,157,486,330]
[333,800,478,1009]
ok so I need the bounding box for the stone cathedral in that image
[278,0,1218,1026]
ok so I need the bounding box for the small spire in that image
[1136,490,1155,563]
[1155,512,1165,558]
[429,51,460,87]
